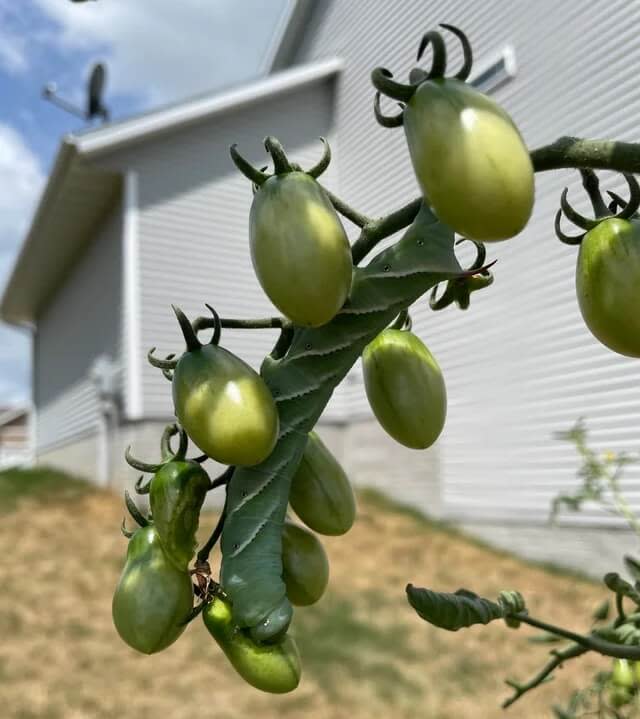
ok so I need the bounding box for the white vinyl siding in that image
[99,74,344,421]
[34,207,123,451]
[293,0,640,525]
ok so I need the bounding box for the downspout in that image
[90,355,119,487]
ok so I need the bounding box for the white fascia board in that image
[75,57,344,160]
[0,140,78,326]
[259,0,299,75]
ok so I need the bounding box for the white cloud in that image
[0,2,29,74]
[34,0,290,105]
[0,124,44,255]
[0,28,28,75]
[0,125,43,407]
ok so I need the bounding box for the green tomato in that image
[403,78,534,242]
[612,658,636,690]
[203,595,301,694]
[250,171,353,327]
[576,217,640,357]
[173,344,279,466]
[289,431,356,536]
[362,328,447,450]
[281,521,329,607]
[609,684,634,708]
[149,459,211,570]
[112,525,193,654]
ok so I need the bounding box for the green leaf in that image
[406,584,504,631]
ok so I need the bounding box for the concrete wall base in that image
[36,417,638,579]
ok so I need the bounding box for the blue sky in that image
[0,0,288,406]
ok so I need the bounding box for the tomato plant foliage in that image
[87,11,640,711]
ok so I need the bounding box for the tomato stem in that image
[197,493,228,564]
[320,184,372,228]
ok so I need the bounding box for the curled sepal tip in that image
[203,304,222,346]
[416,29,447,78]
[124,445,163,474]
[172,305,201,352]
[135,474,152,495]
[264,136,292,175]
[429,282,456,311]
[616,173,640,219]
[306,137,332,179]
[559,188,599,231]
[607,190,628,214]
[390,308,412,331]
[160,423,188,462]
[160,423,179,461]
[124,489,149,528]
[439,24,473,81]
[371,67,416,103]
[373,92,404,128]
[121,518,134,539]
[230,144,270,186]
[554,209,584,246]
[148,347,178,371]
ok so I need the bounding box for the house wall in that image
[97,73,347,429]
[0,413,31,469]
[289,1,640,550]
[34,204,123,469]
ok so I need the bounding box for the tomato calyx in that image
[555,170,640,245]
[125,422,218,489]
[148,303,224,380]
[125,422,189,474]
[146,305,208,374]
[372,23,473,127]
[430,238,495,311]
[230,135,332,188]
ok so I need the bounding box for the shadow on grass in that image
[0,466,91,513]
[292,591,421,704]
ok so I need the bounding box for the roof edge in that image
[0,140,78,327]
[262,0,316,74]
[75,56,344,160]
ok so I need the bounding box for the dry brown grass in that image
[0,470,608,719]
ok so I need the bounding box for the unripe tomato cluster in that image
[111,22,640,695]
[608,659,640,708]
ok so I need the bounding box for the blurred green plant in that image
[408,422,640,717]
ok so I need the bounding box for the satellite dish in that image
[87,63,109,121]
[42,61,110,124]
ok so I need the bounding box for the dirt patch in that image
[0,477,608,718]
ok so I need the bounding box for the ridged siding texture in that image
[99,75,346,424]
[34,206,123,451]
[293,0,640,526]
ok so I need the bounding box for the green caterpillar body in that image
[220,204,462,640]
